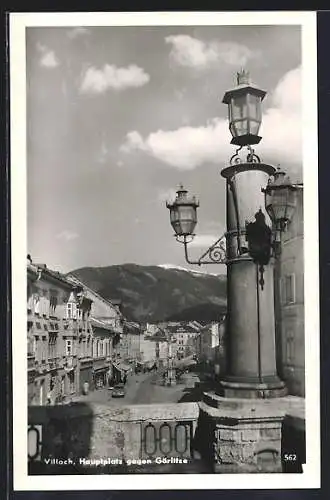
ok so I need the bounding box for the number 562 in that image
[283,453,297,461]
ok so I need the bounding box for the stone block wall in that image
[28,397,305,475]
[28,402,200,475]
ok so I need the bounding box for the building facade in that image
[27,260,77,405]
[166,323,199,359]
[139,335,157,363]
[90,318,115,389]
[275,185,304,397]
[27,260,126,404]
[66,274,124,389]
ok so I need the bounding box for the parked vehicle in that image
[112,385,126,398]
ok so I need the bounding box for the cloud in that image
[258,66,301,170]
[120,66,302,172]
[56,230,79,241]
[120,119,231,170]
[157,188,178,203]
[79,64,150,94]
[37,43,60,68]
[165,35,257,69]
[67,27,90,39]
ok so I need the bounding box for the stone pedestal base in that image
[199,393,287,473]
[219,378,287,399]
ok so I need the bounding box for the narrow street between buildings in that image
[71,368,206,406]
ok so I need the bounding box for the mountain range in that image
[68,263,227,323]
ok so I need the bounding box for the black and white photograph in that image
[10,11,319,490]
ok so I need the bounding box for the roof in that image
[27,263,73,289]
[90,317,118,333]
[165,323,200,334]
[66,274,124,316]
[113,362,131,372]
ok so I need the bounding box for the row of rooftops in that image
[27,254,122,314]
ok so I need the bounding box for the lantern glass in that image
[222,71,266,146]
[229,93,262,140]
[231,95,247,120]
[265,186,297,225]
[169,204,197,236]
[248,94,261,121]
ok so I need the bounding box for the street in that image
[72,369,203,406]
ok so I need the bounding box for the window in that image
[280,274,296,305]
[66,339,73,356]
[285,275,295,304]
[27,338,34,356]
[61,376,65,397]
[48,334,57,359]
[40,338,47,361]
[286,330,295,364]
[68,371,75,394]
[66,302,77,319]
[34,294,40,315]
[82,340,86,357]
[67,303,72,319]
[50,295,58,315]
[33,337,37,356]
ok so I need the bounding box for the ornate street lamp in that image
[262,167,298,244]
[166,185,199,239]
[164,69,303,472]
[166,72,298,270]
[222,69,266,148]
[166,185,227,265]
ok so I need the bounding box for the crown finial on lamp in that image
[237,68,250,86]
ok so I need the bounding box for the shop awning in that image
[93,366,108,373]
[113,362,131,373]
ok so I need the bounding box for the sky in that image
[26,24,302,274]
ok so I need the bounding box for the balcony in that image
[48,322,60,333]
[48,357,61,371]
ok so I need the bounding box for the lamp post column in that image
[218,162,286,398]
[200,161,288,473]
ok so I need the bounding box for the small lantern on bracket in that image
[262,167,298,244]
[222,69,266,147]
[166,185,199,239]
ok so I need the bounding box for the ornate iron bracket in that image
[230,145,261,166]
[176,233,227,266]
